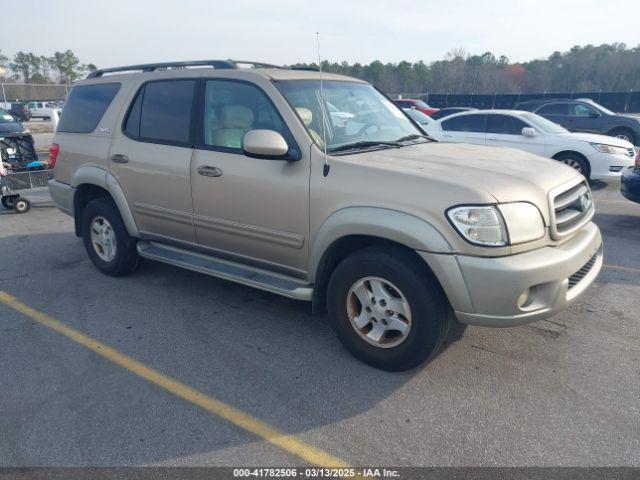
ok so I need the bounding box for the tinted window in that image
[486,114,528,135]
[536,103,569,115]
[57,83,120,133]
[137,80,195,144]
[124,88,143,138]
[570,103,598,116]
[203,80,286,149]
[395,100,412,108]
[441,114,487,133]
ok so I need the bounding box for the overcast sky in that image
[3,0,638,68]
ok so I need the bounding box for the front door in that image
[440,113,488,145]
[108,79,197,243]
[567,102,604,133]
[191,79,310,275]
[485,113,546,156]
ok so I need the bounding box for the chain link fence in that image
[1,83,70,103]
[391,91,640,113]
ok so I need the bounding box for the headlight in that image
[447,203,545,247]
[447,206,507,246]
[591,143,629,155]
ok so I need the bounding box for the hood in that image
[341,141,580,204]
[559,131,634,148]
[0,121,26,135]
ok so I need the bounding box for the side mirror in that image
[242,129,289,158]
[588,112,600,118]
[522,127,537,137]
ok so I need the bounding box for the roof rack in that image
[87,59,283,78]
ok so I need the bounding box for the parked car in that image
[26,101,60,120]
[424,109,635,180]
[0,108,39,169]
[49,60,602,371]
[621,152,640,204]
[429,107,477,120]
[0,102,32,122]
[394,98,439,116]
[516,98,640,146]
[403,108,433,133]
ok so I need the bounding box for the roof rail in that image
[87,59,284,78]
[229,60,283,69]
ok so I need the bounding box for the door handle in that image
[111,154,129,164]
[487,137,498,141]
[197,165,223,177]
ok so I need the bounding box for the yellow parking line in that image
[0,290,348,468]
[603,264,640,274]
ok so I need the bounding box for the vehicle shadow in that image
[588,179,608,191]
[0,231,468,466]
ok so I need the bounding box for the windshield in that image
[520,112,568,134]
[0,108,17,124]
[275,80,424,152]
[593,103,615,115]
[404,108,432,124]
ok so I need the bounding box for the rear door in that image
[439,113,488,145]
[535,102,570,129]
[485,113,546,156]
[108,79,197,243]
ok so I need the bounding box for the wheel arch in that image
[551,150,591,176]
[71,166,139,238]
[309,207,453,313]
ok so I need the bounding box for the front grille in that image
[551,181,593,238]
[568,251,599,290]
[0,134,39,167]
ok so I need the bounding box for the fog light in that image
[517,288,532,309]
[609,166,624,172]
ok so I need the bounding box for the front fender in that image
[308,206,453,280]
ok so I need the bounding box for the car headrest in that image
[221,105,254,129]
[296,107,313,127]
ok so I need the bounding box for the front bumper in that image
[621,166,640,204]
[589,151,635,180]
[420,222,603,327]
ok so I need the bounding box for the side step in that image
[137,241,313,301]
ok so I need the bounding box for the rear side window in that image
[486,114,528,135]
[124,80,196,145]
[537,103,569,115]
[441,114,487,133]
[57,83,120,134]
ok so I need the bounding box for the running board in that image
[137,241,313,301]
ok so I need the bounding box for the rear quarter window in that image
[57,83,121,134]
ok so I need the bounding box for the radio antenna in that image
[316,32,330,177]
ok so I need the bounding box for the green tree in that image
[50,50,83,84]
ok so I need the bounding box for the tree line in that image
[1,43,638,93]
[0,49,96,84]
[292,43,640,94]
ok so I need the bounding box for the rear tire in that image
[81,197,140,276]
[326,247,451,371]
[555,153,591,179]
[13,197,30,214]
[609,128,635,146]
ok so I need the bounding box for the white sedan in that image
[424,109,636,180]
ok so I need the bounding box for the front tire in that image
[81,197,140,276]
[1,195,18,210]
[555,153,591,179]
[327,247,451,371]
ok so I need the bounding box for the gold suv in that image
[49,60,603,371]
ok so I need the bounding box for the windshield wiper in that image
[394,133,431,143]
[327,140,402,153]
